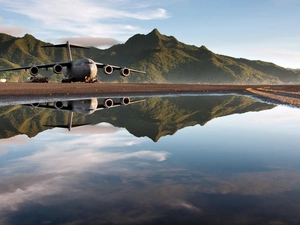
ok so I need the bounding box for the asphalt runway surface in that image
[0,82,299,106]
[0,82,299,95]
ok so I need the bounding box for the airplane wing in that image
[23,98,146,112]
[95,98,146,111]
[22,103,72,112]
[0,62,71,72]
[95,62,146,76]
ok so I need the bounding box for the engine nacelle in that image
[120,67,130,77]
[103,65,113,75]
[104,98,114,108]
[53,64,63,74]
[54,101,64,109]
[121,97,130,105]
[29,66,39,76]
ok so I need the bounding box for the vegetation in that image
[1,29,299,84]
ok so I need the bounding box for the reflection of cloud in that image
[0,173,60,195]
[249,106,300,126]
[0,174,64,211]
[0,135,29,146]
[0,149,8,157]
[0,146,169,212]
[125,150,169,162]
[12,148,169,174]
[0,127,170,214]
[63,123,121,135]
[170,200,202,213]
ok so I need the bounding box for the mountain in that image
[0,29,300,83]
[0,95,274,141]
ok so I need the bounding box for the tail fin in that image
[42,41,90,61]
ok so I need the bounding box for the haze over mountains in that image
[0,29,299,84]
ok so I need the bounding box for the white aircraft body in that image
[0,41,146,83]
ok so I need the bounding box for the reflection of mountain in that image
[92,96,274,141]
[0,96,274,141]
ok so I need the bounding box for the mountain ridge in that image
[0,29,299,83]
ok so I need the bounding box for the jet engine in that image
[53,64,63,74]
[29,66,39,76]
[121,97,130,105]
[103,65,113,75]
[54,101,64,109]
[104,98,114,108]
[120,67,130,77]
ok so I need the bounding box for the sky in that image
[0,0,299,68]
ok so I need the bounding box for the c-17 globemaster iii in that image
[0,41,146,83]
[25,97,146,131]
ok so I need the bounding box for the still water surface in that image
[0,95,300,224]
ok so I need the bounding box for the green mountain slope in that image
[0,29,299,83]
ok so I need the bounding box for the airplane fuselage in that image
[63,58,98,83]
[71,98,98,114]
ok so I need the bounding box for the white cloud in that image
[0,0,170,42]
[0,24,27,37]
[57,37,120,48]
[252,48,300,68]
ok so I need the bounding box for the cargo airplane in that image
[26,97,145,131]
[0,41,146,83]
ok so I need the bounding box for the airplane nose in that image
[89,63,97,78]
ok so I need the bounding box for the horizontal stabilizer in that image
[42,41,89,61]
[42,42,90,49]
[44,123,91,129]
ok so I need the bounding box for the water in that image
[0,95,299,225]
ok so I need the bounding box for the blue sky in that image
[0,0,299,68]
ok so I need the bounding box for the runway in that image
[0,82,299,107]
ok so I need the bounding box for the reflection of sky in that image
[0,106,300,224]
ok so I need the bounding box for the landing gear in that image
[62,77,74,83]
[27,76,49,83]
[91,78,99,83]
[62,77,99,83]
[85,76,99,83]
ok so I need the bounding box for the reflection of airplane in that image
[0,41,146,83]
[24,97,145,131]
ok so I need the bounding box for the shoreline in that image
[1,82,299,95]
[0,82,299,107]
